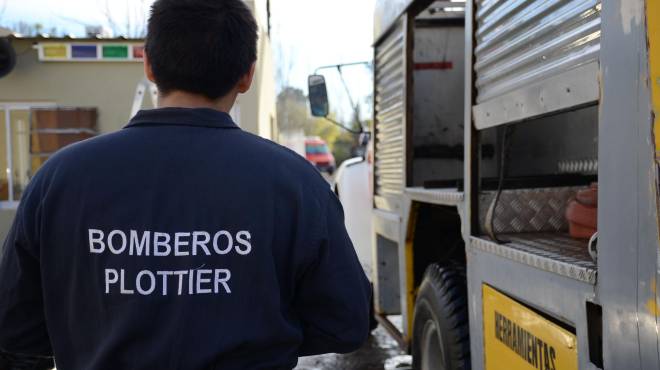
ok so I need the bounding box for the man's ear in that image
[144,53,156,83]
[237,62,256,94]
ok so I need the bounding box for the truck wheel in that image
[412,264,470,370]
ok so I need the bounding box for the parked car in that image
[305,137,335,175]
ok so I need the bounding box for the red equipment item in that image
[566,183,598,239]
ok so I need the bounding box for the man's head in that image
[144,0,258,103]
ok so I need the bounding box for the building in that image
[242,0,278,140]
[0,0,276,240]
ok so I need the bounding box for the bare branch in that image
[124,0,131,37]
[92,0,147,38]
[99,0,118,36]
[274,40,296,92]
[137,0,148,37]
[50,12,93,34]
[0,0,8,24]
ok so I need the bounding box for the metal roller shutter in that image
[472,0,602,128]
[374,18,408,208]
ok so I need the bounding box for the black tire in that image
[412,264,470,370]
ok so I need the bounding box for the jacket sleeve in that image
[295,191,372,356]
[0,182,53,358]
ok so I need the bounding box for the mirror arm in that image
[337,66,357,113]
[322,116,363,135]
[313,61,370,75]
[336,65,366,133]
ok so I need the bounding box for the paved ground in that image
[294,318,412,370]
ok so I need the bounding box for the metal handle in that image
[588,231,598,262]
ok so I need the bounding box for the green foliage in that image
[332,131,358,165]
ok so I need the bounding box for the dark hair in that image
[145,0,258,100]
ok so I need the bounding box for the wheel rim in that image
[420,319,446,370]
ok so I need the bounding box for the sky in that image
[0,0,376,123]
[270,0,375,122]
[0,0,150,36]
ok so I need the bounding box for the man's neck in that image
[157,90,237,112]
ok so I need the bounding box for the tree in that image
[93,0,148,38]
[277,87,315,133]
[273,41,296,93]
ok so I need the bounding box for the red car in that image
[305,137,336,175]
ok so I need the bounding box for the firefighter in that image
[0,0,371,368]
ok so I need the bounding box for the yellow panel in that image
[649,0,660,156]
[42,43,68,59]
[483,285,578,370]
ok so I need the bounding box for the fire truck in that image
[309,0,659,368]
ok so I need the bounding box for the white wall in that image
[240,0,277,139]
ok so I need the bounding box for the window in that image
[305,144,329,154]
[0,103,55,206]
[0,105,97,207]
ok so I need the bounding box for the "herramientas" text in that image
[494,311,557,370]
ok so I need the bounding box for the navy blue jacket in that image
[0,108,371,370]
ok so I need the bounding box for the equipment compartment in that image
[472,105,598,283]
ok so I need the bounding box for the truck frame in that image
[367,0,660,369]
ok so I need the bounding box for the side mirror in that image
[308,74,329,117]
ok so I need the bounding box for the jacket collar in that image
[125,107,239,129]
